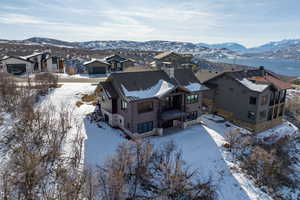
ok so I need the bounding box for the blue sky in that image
[0,0,299,47]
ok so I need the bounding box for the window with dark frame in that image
[279,105,284,116]
[249,96,257,105]
[248,111,256,120]
[121,100,128,110]
[185,111,198,121]
[261,95,268,105]
[267,108,273,121]
[137,121,153,134]
[138,101,153,113]
[273,106,279,119]
[186,94,198,104]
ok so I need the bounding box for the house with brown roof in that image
[98,67,208,137]
[152,52,194,69]
[203,67,293,132]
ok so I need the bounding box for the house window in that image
[137,121,153,134]
[249,96,257,105]
[279,105,284,116]
[248,111,256,120]
[121,100,128,110]
[267,108,273,121]
[259,110,267,120]
[186,94,198,104]
[185,111,198,121]
[280,90,286,103]
[261,95,268,105]
[273,106,279,119]
[101,95,105,102]
[138,101,153,113]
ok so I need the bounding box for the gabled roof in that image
[0,56,34,63]
[100,81,118,99]
[103,69,206,101]
[83,59,109,66]
[105,54,127,62]
[248,75,292,90]
[204,68,292,92]
[153,52,180,60]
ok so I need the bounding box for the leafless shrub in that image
[34,73,58,95]
[97,141,216,200]
[0,105,87,200]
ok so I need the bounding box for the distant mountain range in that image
[1,37,300,61]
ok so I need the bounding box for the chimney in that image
[259,66,265,76]
[162,64,175,78]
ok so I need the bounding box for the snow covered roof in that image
[121,79,175,100]
[105,68,204,101]
[238,78,269,92]
[0,55,34,63]
[83,59,109,66]
[183,82,209,92]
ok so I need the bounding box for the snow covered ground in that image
[56,73,108,79]
[84,112,283,200]
[39,83,97,160]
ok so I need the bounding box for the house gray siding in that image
[209,76,261,124]
[86,62,107,74]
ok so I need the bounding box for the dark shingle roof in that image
[110,70,175,92]
[174,69,200,86]
[103,69,203,101]
[100,82,118,99]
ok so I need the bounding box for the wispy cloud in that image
[0,0,299,46]
[0,14,45,24]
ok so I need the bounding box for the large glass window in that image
[138,101,153,113]
[186,94,198,104]
[137,121,153,134]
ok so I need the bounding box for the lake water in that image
[211,58,300,77]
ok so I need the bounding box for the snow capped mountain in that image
[6,37,237,59]
[248,39,300,53]
[2,37,300,61]
[199,42,247,52]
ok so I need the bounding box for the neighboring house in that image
[0,51,62,75]
[203,67,293,132]
[152,52,194,69]
[0,56,35,75]
[105,54,135,71]
[84,54,135,74]
[98,67,208,137]
[84,59,110,74]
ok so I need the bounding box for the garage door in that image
[92,67,106,74]
[7,64,26,75]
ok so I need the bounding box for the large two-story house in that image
[203,67,293,132]
[98,67,208,137]
[0,51,62,75]
[152,52,194,69]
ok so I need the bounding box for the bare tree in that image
[97,141,215,200]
